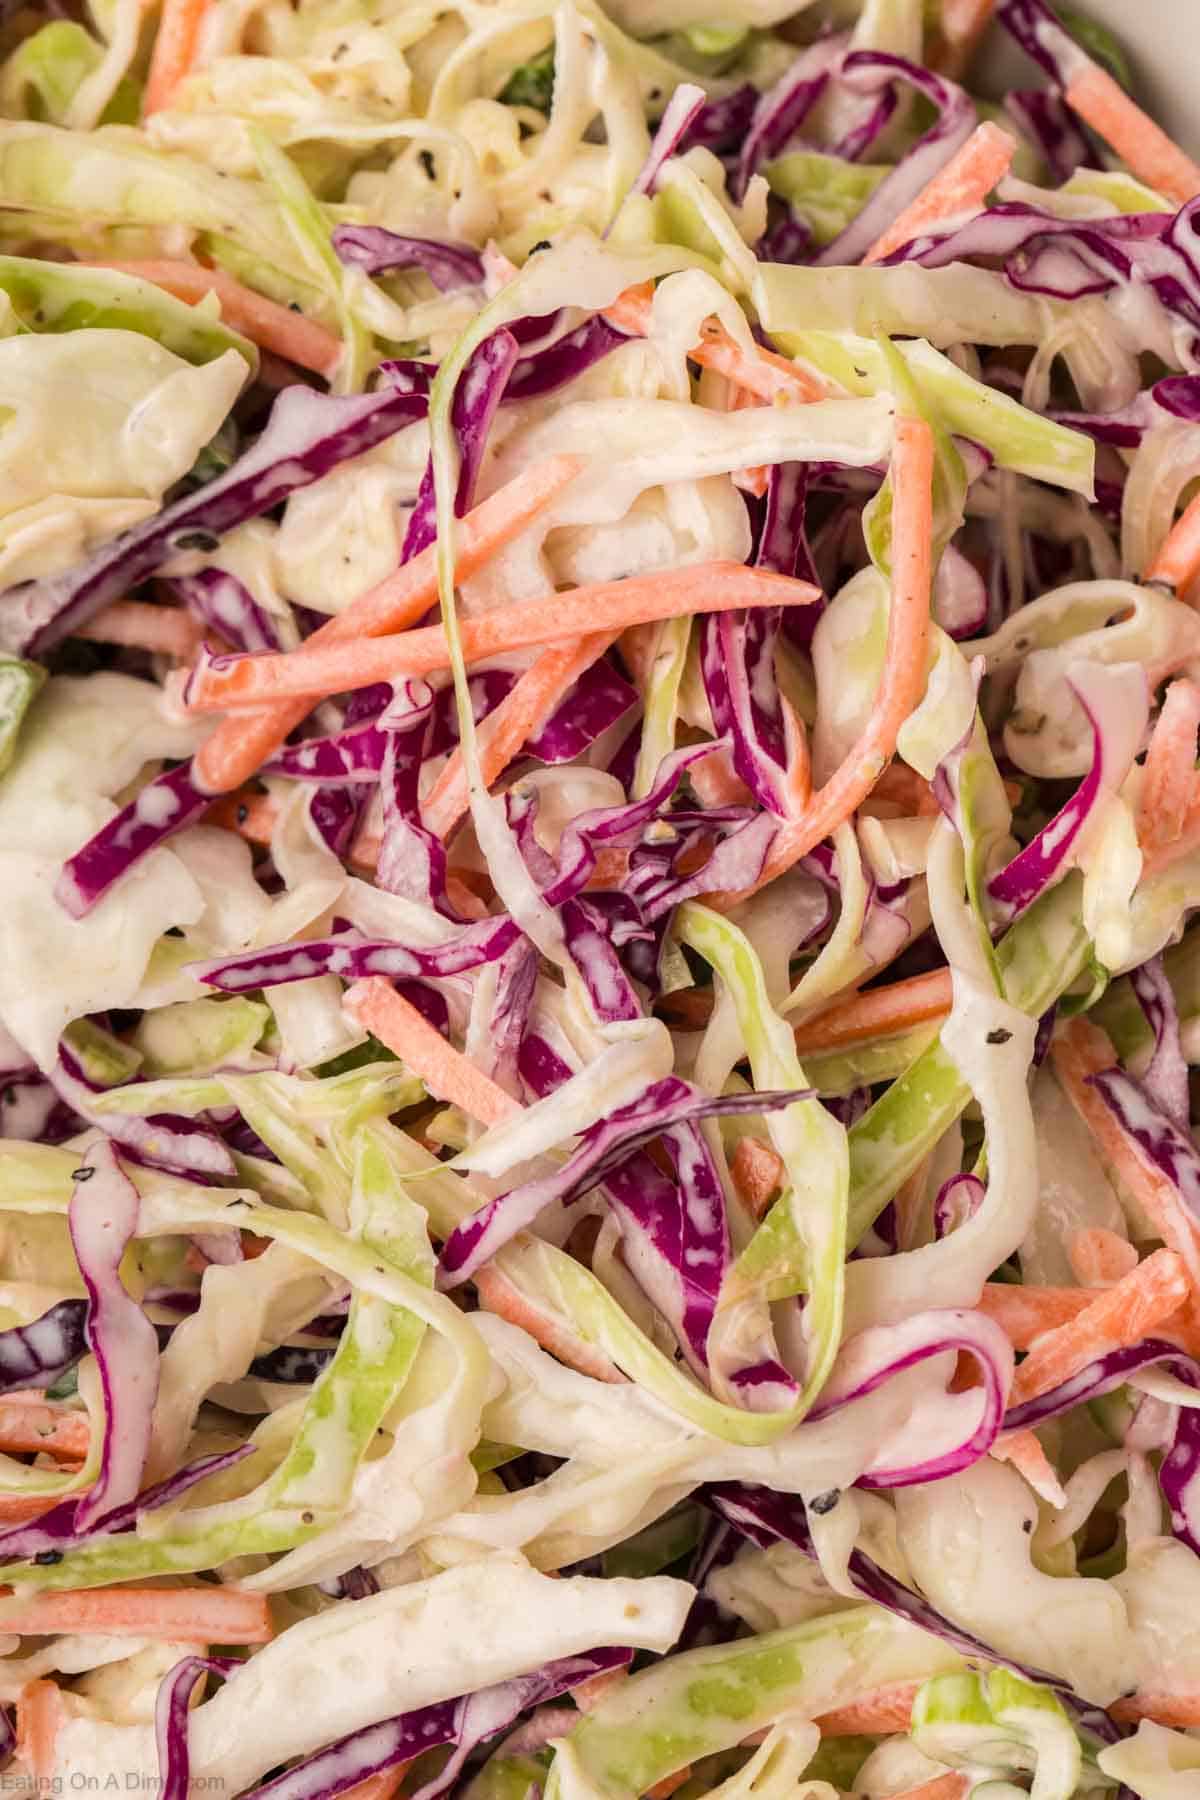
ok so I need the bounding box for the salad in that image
[3,0,1200,1790]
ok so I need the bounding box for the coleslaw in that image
[0,0,1198,1793]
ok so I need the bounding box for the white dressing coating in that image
[54,1558,694,1790]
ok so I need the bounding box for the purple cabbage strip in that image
[0,382,429,658]
[239,1648,631,1800]
[525,657,637,763]
[734,35,846,201]
[156,1656,238,1800]
[0,1298,87,1396]
[505,314,632,402]
[756,207,814,265]
[806,1308,1011,1486]
[630,83,707,200]
[1054,377,1200,448]
[995,0,1094,87]
[56,761,213,920]
[192,915,522,993]
[55,1043,237,1182]
[308,786,365,861]
[679,83,757,155]
[1086,1066,1200,1226]
[376,688,453,914]
[1003,1335,1195,1434]
[934,543,989,640]
[401,328,519,561]
[1004,88,1095,184]
[561,896,643,1023]
[170,567,283,654]
[439,1074,808,1286]
[67,1142,160,1529]
[0,1445,254,1561]
[932,1171,985,1239]
[318,1566,380,1602]
[833,85,900,162]
[262,719,390,785]
[477,942,538,1100]
[815,53,977,267]
[621,813,780,922]
[331,225,485,293]
[1130,956,1190,1132]
[986,666,1135,923]
[708,1484,1121,1745]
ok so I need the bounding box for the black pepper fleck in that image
[171,529,222,553]
[33,1550,63,1565]
[808,1489,840,1515]
[71,1166,95,1181]
[987,1028,1013,1045]
[418,149,436,179]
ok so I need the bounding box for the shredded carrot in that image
[142,0,216,116]
[75,601,206,660]
[814,1681,920,1737]
[0,1493,75,1525]
[645,1771,691,1800]
[344,979,521,1126]
[791,968,953,1054]
[572,1665,629,1711]
[729,1136,785,1221]
[473,1264,625,1384]
[87,260,343,378]
[1051,1018,1200,1318]
[1068,1226,1139,1289]
[713,416,935,905]
[207,789,278,847]
[0,1584,272,1642]
[862,760,940,818]
[893,1779,970,1800]
[602,283,825,405]
[192,457,582,795]
[343,1772,408,1800]
[1110,1691,1200,1728]
[422,631,613,841]
[1142,779,1200,877]
[865,122,1017,264]
[0,1397,89,1463]
[1148,488,1200,595]
[979,1278,1200,1361]
[934,0,996,76]
[991,1428,1067,1508]
[1066,64,1200,208]
[1138,678,1200,855]
[1008,1248,1189,1409]
[185,564,821,715]
[16,1680,68,1782]
[689,747,753,808]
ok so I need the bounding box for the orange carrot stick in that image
[422,631,613,841]
[864,122,1018,264]
[977,1283,1096,1348]
[990,1427,1066,1508]
[343,1772,408,1800]
[1110,1691,1200,1728]
[343,980,520,1126]
[0,1493,78,1526]
[87,260,342,378]
[712,416,934,905]
[571,1666,629,1711]
[893,1779,970,1800]
[791,968,953,1054]
[1138,678,1200,853]
[645,1772,691,1799]
[472,1264,624,1384]
[934,0,996,76]
[1008,1248,1189,1408]
[1147,488,1200,595]
[814,1681,920,1737]
[602,284,825,405]
[185,565,820,714]
[16,1680,68,1782]
[1142,780,1200,877]
[143,0,215,116]
[0,1585,272,1642]
[192,457,582,794]
[1066,64,1200,207]
[729,1136,785,1220]
[1051,1018,1200,1306]
[75,601,207,660]
[0,1397,89,1463]
[1068,1226,1138,1288]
